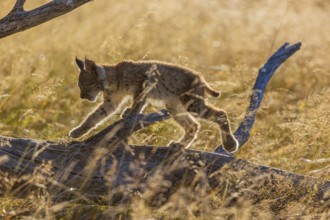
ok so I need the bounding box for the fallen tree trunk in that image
[1,135,330,207]
[1,42,328,211]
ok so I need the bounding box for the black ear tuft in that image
[75,57,84,70]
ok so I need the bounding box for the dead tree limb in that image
[0,0,92,39]
[1,42,329,212]
[214,42,302,154]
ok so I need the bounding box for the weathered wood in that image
[1,135,329,209]
[0,0,92,39]
[215,42,302,154]
[1,42,329,211]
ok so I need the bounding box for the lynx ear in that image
[84,58,96,72]
[75,57,84,71]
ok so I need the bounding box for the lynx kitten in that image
[69,58,238,152]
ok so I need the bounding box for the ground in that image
[0,0,329,219]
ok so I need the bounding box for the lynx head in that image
[75,57,105,102]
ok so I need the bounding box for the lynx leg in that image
[70,94,124,138]
[69,102,115,138]
[166,103,200,149]
[185,98,238,152]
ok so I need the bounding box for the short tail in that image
[205,83,221,97]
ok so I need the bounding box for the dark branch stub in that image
[214,42,302,155]
[11,0,26,13]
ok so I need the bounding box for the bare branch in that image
[83,110,170,145]
[0,0,92,39]
[214,42,302,154]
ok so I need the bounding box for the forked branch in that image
[0,0,92,39]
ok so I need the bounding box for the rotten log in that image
[1,42,329,211]
[0,0,92,39]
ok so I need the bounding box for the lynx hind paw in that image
[223,137,239,153]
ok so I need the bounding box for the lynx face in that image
[76,58,104,102]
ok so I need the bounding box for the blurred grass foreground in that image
[0,0,330,219]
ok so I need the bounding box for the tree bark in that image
[215,42,302,153]
[0,0,92,39]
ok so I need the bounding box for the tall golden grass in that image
[0,0,329,218]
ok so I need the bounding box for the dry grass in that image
[0,0,330,219]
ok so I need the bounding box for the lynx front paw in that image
[69,128,85,138]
